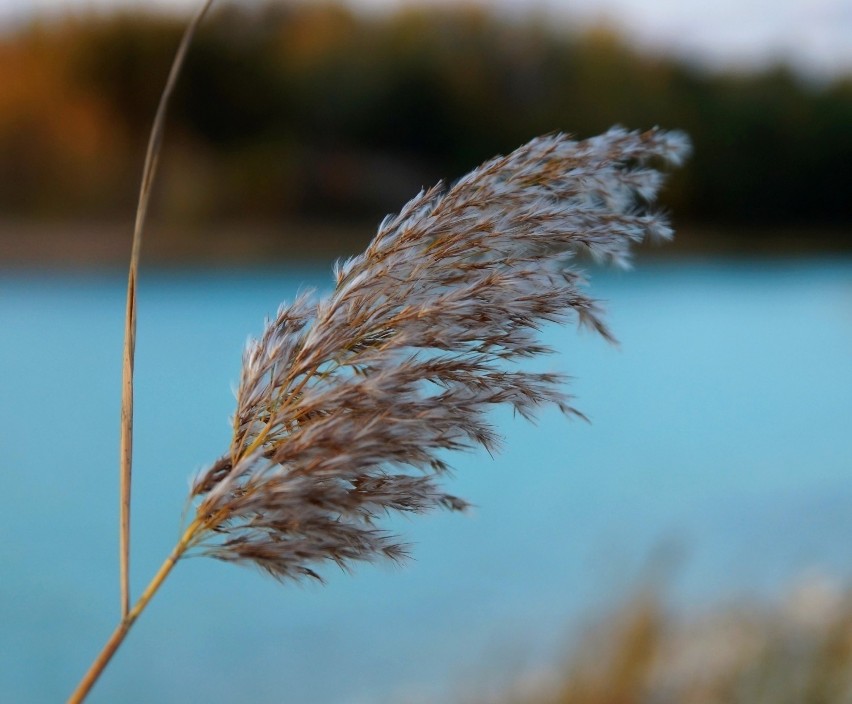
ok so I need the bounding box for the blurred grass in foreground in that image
[466,577,852,704]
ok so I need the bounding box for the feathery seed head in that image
[189,126,690,581]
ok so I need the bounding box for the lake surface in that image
[1,258,851,703]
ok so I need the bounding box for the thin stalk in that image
[68,520,201,704]
[119,0,215,618]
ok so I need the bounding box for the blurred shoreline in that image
[2,220,850,269]
[3,4,851,247]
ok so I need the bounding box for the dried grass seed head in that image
[189,126,691,581]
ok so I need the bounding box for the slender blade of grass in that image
[119,0,215,619]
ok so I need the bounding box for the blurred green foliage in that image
[1,2,850,247]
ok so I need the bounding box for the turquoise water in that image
[1,259,851,703]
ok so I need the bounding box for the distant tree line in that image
[1,2,850,246]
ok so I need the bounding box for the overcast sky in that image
[5,0,851,78]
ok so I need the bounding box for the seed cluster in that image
[189,127,690,581]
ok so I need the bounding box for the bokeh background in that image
[1,1,851,702]
[1,0,850,262]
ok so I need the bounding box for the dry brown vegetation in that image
[472,580,852,704]
[68,117,688,700]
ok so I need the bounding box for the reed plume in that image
[189,126,691,580]
[69,126,688,702]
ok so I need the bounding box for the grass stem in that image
[69,521,201,704]
[119,0,215,619]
